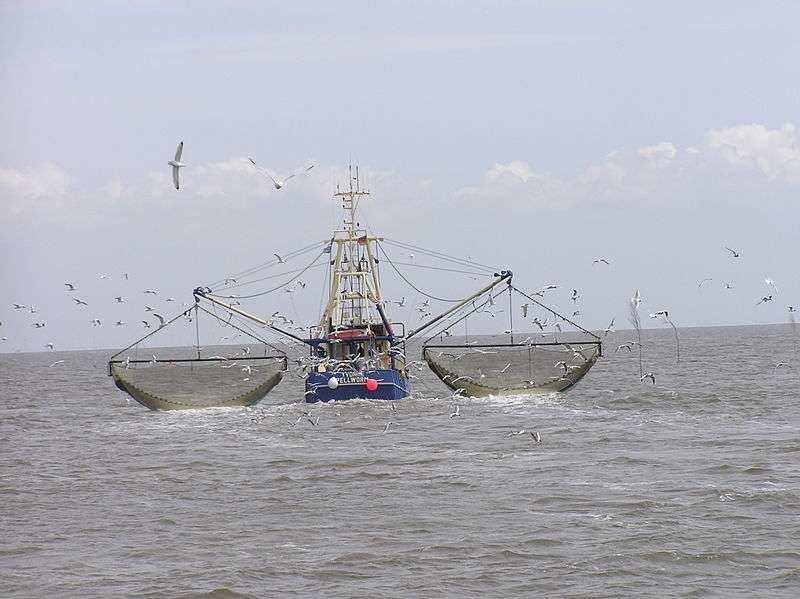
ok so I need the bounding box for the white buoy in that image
[327,377,339,389]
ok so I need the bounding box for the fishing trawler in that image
[109,166,601,409]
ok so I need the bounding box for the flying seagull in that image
[168,141,186,190]
[603,318,615,337]
[274,253,285,264]
[64,282,76,291]
[756,295,773,306]
[640,372,656,384]
[73,298,89,306]
[631,289,642,308]
[723,246,741,258]
[153,313,166,327]
[764,277,778,293]
[593,257,611,265]
[248,157,314,190]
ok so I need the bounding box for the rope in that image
[384,238,499,273]
[421,288,506,343]
[390,261,488,277]
[203,241,326,290]
[195,304,287,355]
[376,241,473,303]
[215,262,326,293]
[207,249,326,300]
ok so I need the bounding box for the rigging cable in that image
[376,240,475,303]
[384,238,500,273]
[207,249,327,300]
[203,240,327,290]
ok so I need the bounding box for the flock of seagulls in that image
[4,273,174,351]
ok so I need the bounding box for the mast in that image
[320,165,384,331]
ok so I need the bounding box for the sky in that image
[1,1,799,352]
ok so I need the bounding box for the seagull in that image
[640,372,656,384]
[499,362,512,373]
[571,289,580,302]
[789,306,796,313]
[764,277,778,292]
[168,141,186,190]
[756,295,773,306]
[593,257,611,265]
[73,298,88,306]
[274,253,285,264]
[530,430,542,444]
[144,305,154,312]
[631,289,642,308]
[48,360,64,367]
[616,343,634,352]
[12,303,25,310]
[29,306,37,314]
[508,429,526,436]
[649,310,669,319]
[723,282,734,290]
[603,318,615,336]
[152,313,166,327]
[98,273,111,279]
[723,246,741,258]
[114,296,126,303]
[521,303,529,318]
[248,157,314,190]
[32,322,46,328]
[143,289,158,295]
[92,318,102,326]
[64,282,76,291]
[697,278,713,288]
[141,320,151,328]
[449,405,461,418]
[382,421,392,434]
[165,297,175,302]
[774,362,791,371]
[45,342,55,350]
[115,321,126,326]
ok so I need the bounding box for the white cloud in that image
[0,164,72,216]
[458,123,800,210]
[637,141,677,161]
[486,160,536,182]
[705,123,800,182]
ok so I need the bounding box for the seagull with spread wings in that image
[168,141,187,190]
[248,157,314,190]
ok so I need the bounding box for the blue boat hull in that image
[305,369,411,402]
